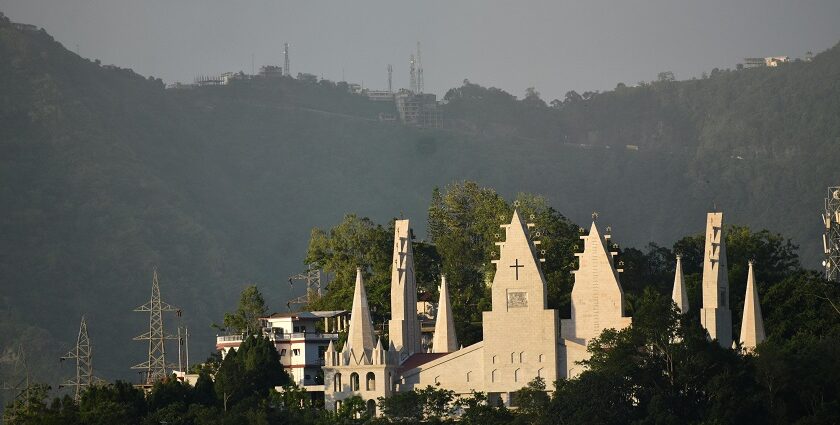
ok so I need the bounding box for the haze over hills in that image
[0,13,838,399]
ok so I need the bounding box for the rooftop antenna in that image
[132,267,180,385]
[284,42,290,77]
[287,264,322,310]
[387,64,393,93]
[409,54,417,93]
[60,316,94,401]
[416,41,424,94]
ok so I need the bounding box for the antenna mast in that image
[132,268,179,385]
[284,42,290,77]
[409,54,417,93]
[60,316,94,401]
[387,64,393,93]
[416,41,424,94]
[824,186,840,282]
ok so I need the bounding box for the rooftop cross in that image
[510,258,524,280]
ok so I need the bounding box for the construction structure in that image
[394,91,442,128]
[59,316,94,401]
[284,43,291,77]
[132,268,180,385]
[287,265,323,309]
[824,186,840,282]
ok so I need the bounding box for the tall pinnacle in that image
[700,212,733,348]
[346,268,376,354]
[739,261,766,351]
[388,219,422,359]
[432,275,458,353]
[672,255,690,313]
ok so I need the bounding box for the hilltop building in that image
[742,56,789,68]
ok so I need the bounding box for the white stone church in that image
[322,211,766,414]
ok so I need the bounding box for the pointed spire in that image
[325,340,336,366]
[672,255,690,313]
[432,275,458,353]
[346,268,376,354]
[739,261,766,351]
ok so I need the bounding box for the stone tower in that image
[432,275,458,353]
[388,219,422,362]
[323,268,397,415]
[700,212,733,348]
[672,255,690,313]
[482,209,559,398]
[738,261,766,351]
[561,218,632,377]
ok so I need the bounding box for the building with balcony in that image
[216,310,349,393]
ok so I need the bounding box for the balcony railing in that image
[216,332,339,345]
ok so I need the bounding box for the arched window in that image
[491,369,498,383]
[514,368,521,382]
[388,372,394,391]
[366,372,376,391]
[492,355,497,364]
[366,399,376,416]
[335,400,342,410]
[350,372,360,391]
[538,354,544,363]
[519,352,526,363]
[466,371,472,382]
[334,373,342,392]
[434,376,440,385]
[537,368,544,378]
[511,352,516,363]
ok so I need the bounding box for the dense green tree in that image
[222,285,269,335]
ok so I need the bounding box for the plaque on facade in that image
[507,291,528,308]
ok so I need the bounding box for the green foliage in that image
[222,285,269,335]
[305,214,393,324]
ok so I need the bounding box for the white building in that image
[216,310,348,391]
[321,210,766,415]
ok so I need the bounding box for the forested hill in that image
[0,13,838,396]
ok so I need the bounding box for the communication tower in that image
[59,316,94,401]
[387,64,393,93]
[824,186,840,282]
[284,43,290,77]
[416,41,424,94]
[409,54,417,93]
[132,268,180,385]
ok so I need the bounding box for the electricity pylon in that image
[132,268,180,385]
[287,264,322,310]
[59,316,94,401]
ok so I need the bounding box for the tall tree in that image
[222,285,268,335]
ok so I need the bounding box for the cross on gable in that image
[510,258,524,280]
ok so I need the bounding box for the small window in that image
[350,373,360,391]
[366,372,376,391]
[366,399,376,415]
[280,349,287,356]
[334,373,342,392]
[335,400,342,410]
[514,368,521,382]
[519,352,526,363]
[466,371,472,382]
[292,349,301,356]
[492,355,497,364]
[491,369,498,383]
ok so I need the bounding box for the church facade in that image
[322,211,766,414]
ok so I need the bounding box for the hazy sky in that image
[2,0,839,100]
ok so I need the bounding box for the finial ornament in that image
[513,200,521,208]
[592,212,599,221]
